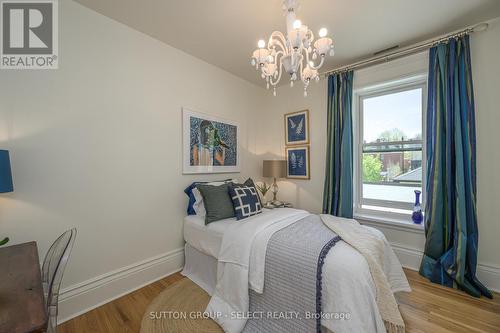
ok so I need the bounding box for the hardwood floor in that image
[59,269,500,333]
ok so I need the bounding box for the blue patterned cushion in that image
[229,185,262,220]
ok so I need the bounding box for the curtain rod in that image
[322,22,489,77]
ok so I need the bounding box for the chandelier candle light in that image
[251,0,334,97]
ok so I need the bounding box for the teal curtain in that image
[420,35,492,298]
[322,71,354,218]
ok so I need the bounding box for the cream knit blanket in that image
[320,214,407,333]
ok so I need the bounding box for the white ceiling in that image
[74,0,500,86]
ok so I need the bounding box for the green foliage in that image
[377,128,408,142]
[363,155,383,182]
[255,182,271,197]
[0,237,9,246]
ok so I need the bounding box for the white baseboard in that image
[57,247,185,324]
[391,242,500,293]
[391,242,423,271]
[476,263,500,294]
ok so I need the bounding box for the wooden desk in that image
[0,242,47,333]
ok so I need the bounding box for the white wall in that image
[256,82,328,213]
[0,0,265,320]
[259,17,500,290]
[472,17,500,269]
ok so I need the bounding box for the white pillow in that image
[192,187,206,217]
[193,179,238,217]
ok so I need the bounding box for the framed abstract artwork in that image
[182,108,240,174]
[286,146,310,179]
[284,110,309,145]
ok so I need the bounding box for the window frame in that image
[353,76,427,221]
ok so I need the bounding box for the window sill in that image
[354,212,425,234]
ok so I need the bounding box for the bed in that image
[181,208,410,333]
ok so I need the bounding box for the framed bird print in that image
[182,108,240,174]
[284,110,309,145]
[286,146,310,179]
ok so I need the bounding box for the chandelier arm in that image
[262,50,282,74]
[307,30,315,44]
[308,54,325,70]
[269,55,285,86]
[304,47,310,65]
[269,71,283,86]
[269,40,286,54]
[272,50,285,65]
[270,40,286,55]
[316,56,326,69]
[298,59,304,83]
[270,30,287,43]
[261,50,285,78]
[269,31,288,53]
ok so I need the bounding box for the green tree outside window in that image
[363,154,383,182]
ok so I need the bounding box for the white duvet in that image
[206,208,410,333]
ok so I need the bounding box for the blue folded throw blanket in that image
[243,214,341,333]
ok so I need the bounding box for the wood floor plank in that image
[58,269,499,333]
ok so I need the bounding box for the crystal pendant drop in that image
[273,88,277,96]
[290,80,294,87]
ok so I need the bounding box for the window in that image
[355,80,426,219]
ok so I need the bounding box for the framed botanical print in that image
[286,146,310,179]
[284,110,309,145]
[182,108,240,174]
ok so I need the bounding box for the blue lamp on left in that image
[0,150,13,193]
[0,150,13,246]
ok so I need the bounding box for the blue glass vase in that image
[412,190,423,224]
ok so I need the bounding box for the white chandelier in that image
[251,0,334,97]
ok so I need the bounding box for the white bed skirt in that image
[181,243,218,295]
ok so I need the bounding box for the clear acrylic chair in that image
[41,228,77,333]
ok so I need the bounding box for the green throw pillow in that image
[197,183,235,224]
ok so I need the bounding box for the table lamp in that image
[263,160,286,205]
[0,150,13,246]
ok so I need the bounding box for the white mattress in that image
[183,209,277,259]
[183,214,239,259]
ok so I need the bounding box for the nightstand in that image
[263,202,293,209]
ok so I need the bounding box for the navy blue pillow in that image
[184,182,201,215]
[184,179,233,215]
[228,185,262,220]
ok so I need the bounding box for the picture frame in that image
[285,145,310,179]
[182,108,240,174]
[284,110,309,145]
